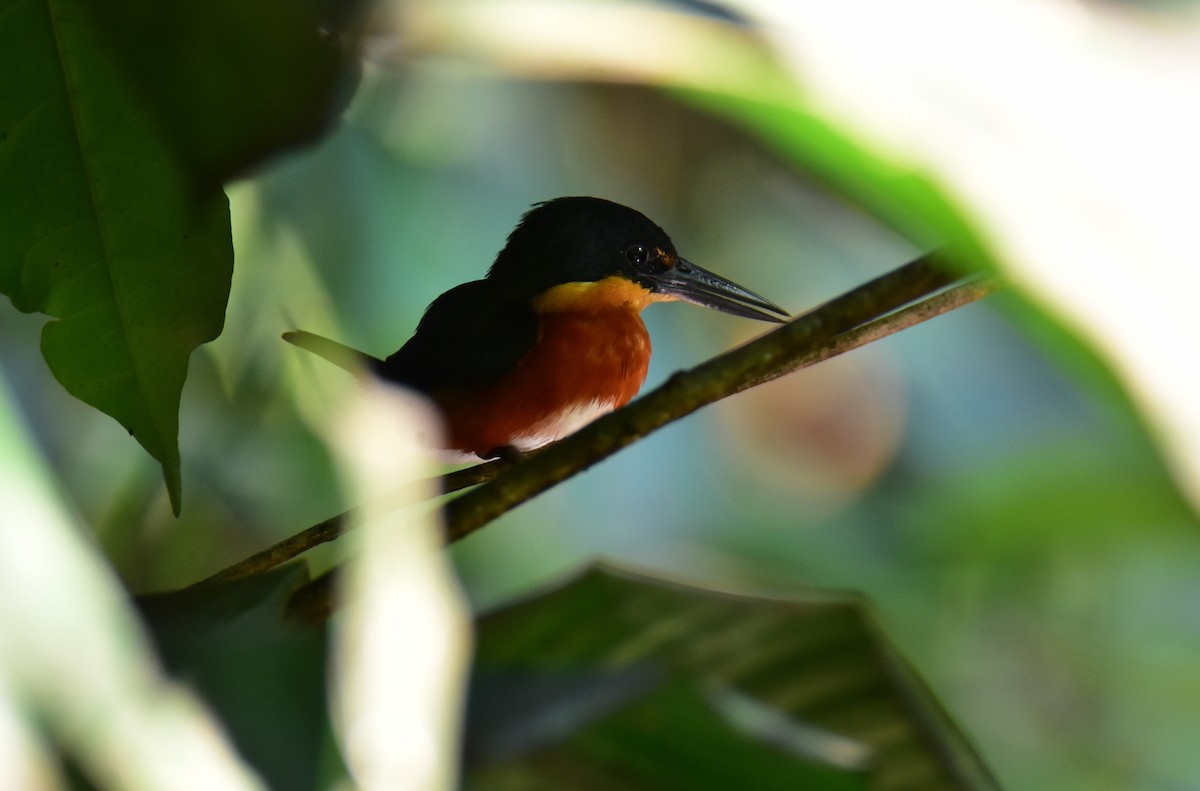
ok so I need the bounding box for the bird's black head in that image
[488,197,671,297]
[488,196,787,321]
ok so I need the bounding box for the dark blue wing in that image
[370,280,539,392]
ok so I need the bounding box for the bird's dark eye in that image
[624,244,649,267]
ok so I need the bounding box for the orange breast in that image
[434,308,651,456]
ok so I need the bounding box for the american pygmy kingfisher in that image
[285,196,788,458]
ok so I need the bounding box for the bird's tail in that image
[282,330,377,378]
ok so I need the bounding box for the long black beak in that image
[648,258,789,323]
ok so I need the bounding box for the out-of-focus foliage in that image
[467,565,996,790]
[0,0,235,512]
[0,371,264,791]
[83,0,358,182]
[138,567,330,791]
[0,0,357,511]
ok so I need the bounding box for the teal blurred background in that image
[4,17,1200,791]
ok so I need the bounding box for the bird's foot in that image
[480,445,525,464]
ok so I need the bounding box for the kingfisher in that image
[285,197,788,459]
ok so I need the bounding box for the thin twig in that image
[441,253,984,541]
[279,256,1000,620]
[441,449,543,493]
[208,253,992,592]
[740,273,1001,392]
[196,454,528,585]
[202,515,343,584]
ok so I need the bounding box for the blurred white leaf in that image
[330,383,471,791]
[744,0,1200,509]
[0,680,62,791]
[0,375,264,791]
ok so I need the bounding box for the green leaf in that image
[82,0,359,184]
[575,680,869,791]
[468,565,998,790]
[138,565,334,791]
[0,0,234,512]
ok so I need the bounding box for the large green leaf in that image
[468,565,998,791]
[137,565,334,791]
[83,0,359,184]
[0,0,234,512]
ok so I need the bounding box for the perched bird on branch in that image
[285,197,787,458]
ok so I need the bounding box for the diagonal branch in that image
[442,252,989,540]
[196,450,533,585]
[275,253,999,621]
[193,253,997,606]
